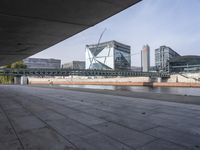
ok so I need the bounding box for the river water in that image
[59,85,200,97]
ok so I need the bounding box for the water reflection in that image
[59,85,200,97]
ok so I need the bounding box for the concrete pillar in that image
[149,77,156,82]
[14,76,21,84]
[14,76,28,85]
[157,77,162,83]
[176,76,178,83]
[21,76,28,85]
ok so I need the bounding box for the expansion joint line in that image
[0,103,26,150]
[29,94,136,150]
[12,97,81,150]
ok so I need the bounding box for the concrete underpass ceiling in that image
[0,0,141,66]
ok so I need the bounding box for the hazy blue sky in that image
[32,0,200,66]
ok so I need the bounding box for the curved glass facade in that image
[169,56,200,72]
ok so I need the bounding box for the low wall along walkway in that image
[28,75,200,88]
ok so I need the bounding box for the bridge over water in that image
[0,68,170,78]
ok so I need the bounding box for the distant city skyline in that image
[31,0,200,66]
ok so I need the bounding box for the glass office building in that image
[62,61,85,69]
[23,58,61,69]
[85,41,131,70]
[155,46,180,72]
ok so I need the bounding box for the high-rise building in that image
[62,61,85,69]
[85,40,131,70]
[155,46,180,72]
[141,45,150,72]
[23,58,61,69]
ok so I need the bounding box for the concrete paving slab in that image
[47,118,96,137]
[28,94,158,131]
[35,109,66,121]
[146,113,200,136]
[145,126,200,149]
[137,139,189,150]
[50,96,157,123]
[69,106,158,131]
[0,121,17,143]
[0,140,22,150]
[0,85,200,150]
[2,103,23,111]
[0,112,7,122]
[65,112,107,126]
[154,107,200,118]
[69,132,133,150]
[11,116,46,132]
[92,122,156,149]
[149,113,200,126]
[6,108,32,118]
[19,127,76,150]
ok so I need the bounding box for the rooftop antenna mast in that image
[89,28,107,69]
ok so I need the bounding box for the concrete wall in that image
[27,73,200,85]
[167,73,200,83]
[28,76,150,84]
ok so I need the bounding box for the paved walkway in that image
[0,85,200,150]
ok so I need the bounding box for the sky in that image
[31,0,200,67]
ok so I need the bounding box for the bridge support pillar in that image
[21,76,28,85]
[157,77,162,83]
[14,76,28,85]
[14,76,21,85]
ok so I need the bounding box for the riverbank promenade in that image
[0,85,200,150]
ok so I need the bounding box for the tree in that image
[10,60,27,69]
[0,60,27,84]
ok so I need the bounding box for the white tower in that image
[141,45,150,72]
